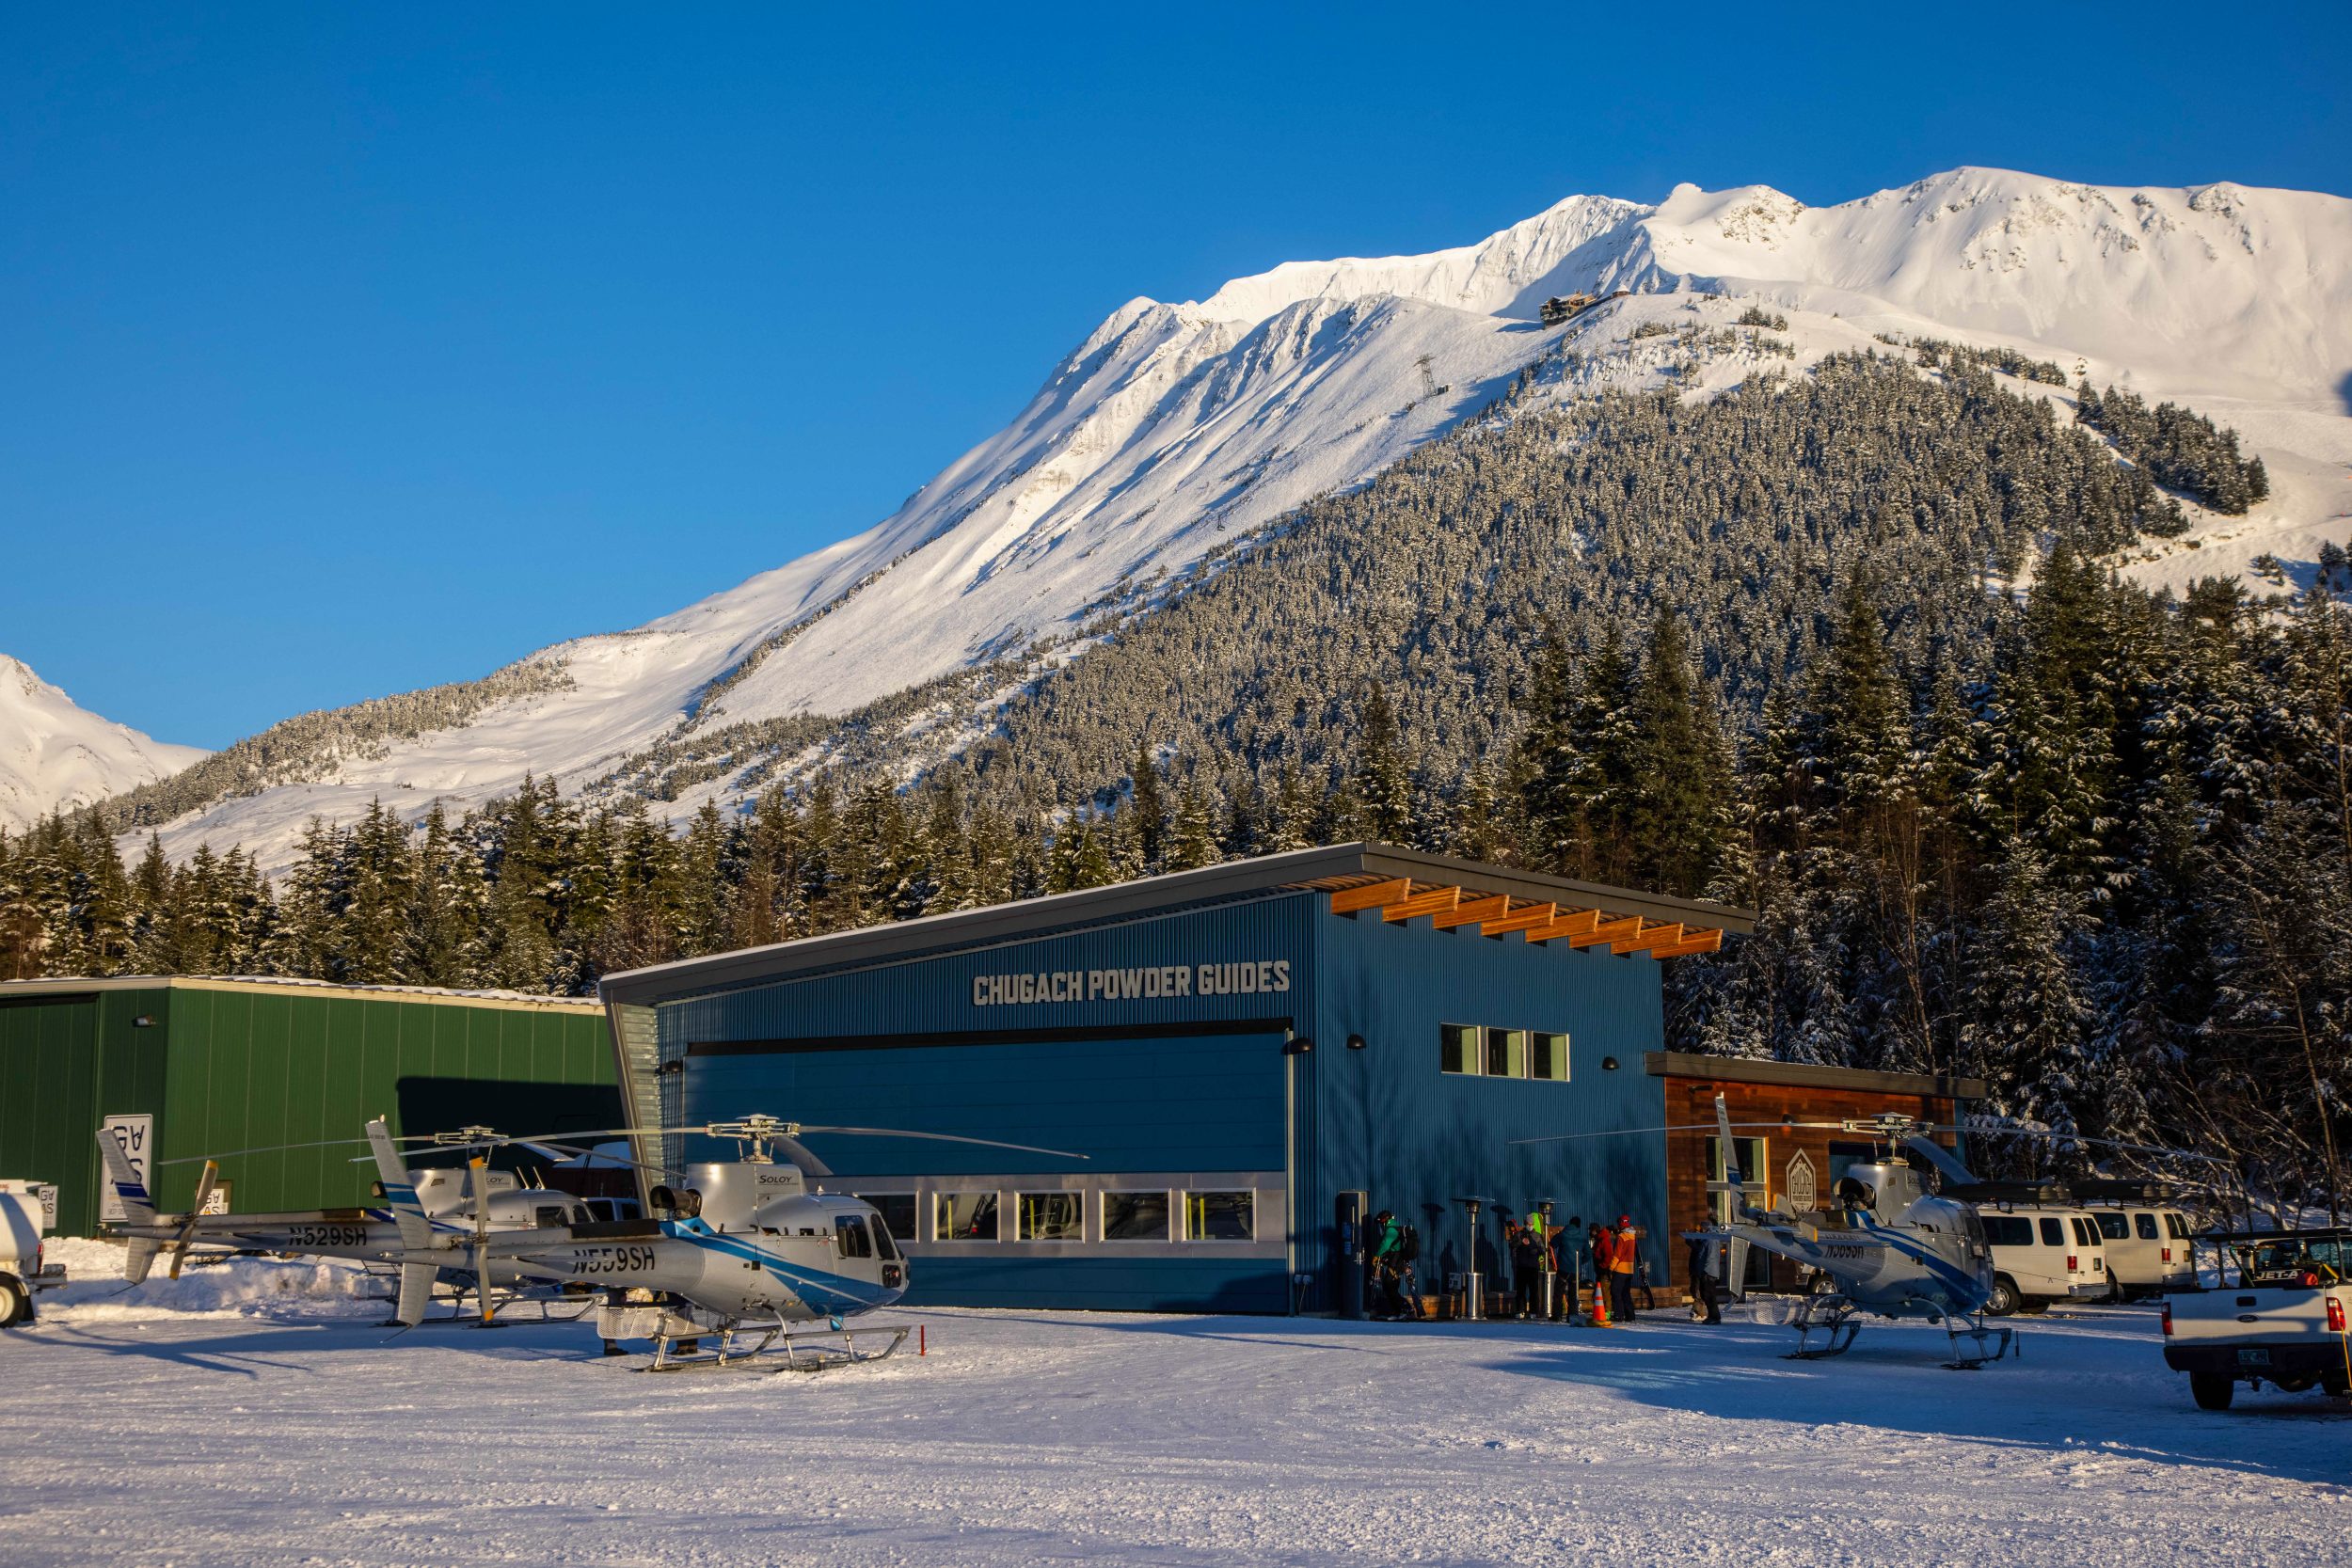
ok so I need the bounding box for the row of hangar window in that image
[850,1188,1256,1244]
[1439,1023,1570,1081]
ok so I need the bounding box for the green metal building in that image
[0,976,619,1235]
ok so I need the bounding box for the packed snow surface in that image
[131,167,2352,875]
[0,655,206,833]
[3,1245,2344,1567]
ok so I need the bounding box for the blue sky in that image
[5,4,2347,748]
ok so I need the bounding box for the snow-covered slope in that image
[0,656,205,833]
[134,168,2352,873]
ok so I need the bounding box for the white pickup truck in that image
[2162,1228,2352,1410]
[0,1179,68,1326]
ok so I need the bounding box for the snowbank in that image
[37,1236,383,1322]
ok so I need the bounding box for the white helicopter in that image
[1683,1095,2016,1367]
[362,1113,1087,1370]
[96,1123,617,1323]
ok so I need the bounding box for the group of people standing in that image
[1364,1207,1647,1324]
[1505,1212,1643,1325]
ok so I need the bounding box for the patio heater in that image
[1453,1195,1494,1321]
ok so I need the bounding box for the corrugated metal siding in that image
[156,990,620,1215]
[1,985,619,1233]
[0,990,170,1236]
[1306,908,1669,1311]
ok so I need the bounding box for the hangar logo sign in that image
[1785,1150,1818,1215]
[972,959,1292,1007]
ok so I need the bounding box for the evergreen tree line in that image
[6,557,2344,1212]
[13,352,2342,1212]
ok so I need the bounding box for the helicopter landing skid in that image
[1782,1293,1863,1360]
[640,1322,914,1374]
[1941,1315,2014,1370]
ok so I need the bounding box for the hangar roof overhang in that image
[599,841,1756,1008]
[1646,1050,1986,1102]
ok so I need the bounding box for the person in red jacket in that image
[1612,1214,1640,1324]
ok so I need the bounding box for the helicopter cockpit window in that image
[867,1215,901,1260]
[534,1206,569,1229]
[934,1191,1000,1243]
[835,1217,874,1260]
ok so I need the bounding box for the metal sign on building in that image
[98,1115,153,1224]
[1785,1149,1818,1215]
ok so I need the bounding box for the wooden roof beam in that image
[1478,901,1558,937]
[1650,928,1725,959]
[1328,879,1412,915]
[1381,884,1462,923]
[1564,915,1645,950]
[1525,908,1605,943]
[1429,894,1512,930]
[1611,921,1684,957]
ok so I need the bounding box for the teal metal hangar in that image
[596,844,1753,1314]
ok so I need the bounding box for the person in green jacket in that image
[1369,1210,1404,1317]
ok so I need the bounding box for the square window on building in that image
[1529,1032,1568,1081]
[859,1194,916,1243]
[1185,1190,1254,1242]
[1103,1190,1171,1241]
[934,1190,1001,1242]
[1440,1023,1478,1074]
[1484,1027,1525,1079]
[1017,1192,1082,1242]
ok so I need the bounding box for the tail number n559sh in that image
[570,1244,660,1273]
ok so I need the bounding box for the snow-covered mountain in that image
[123,167,2352,874]
[0,656,206,833]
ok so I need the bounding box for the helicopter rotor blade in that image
[773,1136,833,1178]
[791,1126,1089,1161]
[1507,1119,1816,1148]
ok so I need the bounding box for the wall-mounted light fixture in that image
[132,1016,154,1028]
[1345,1033,1366,1052]
[1600,1055,1620,1071]
[1281,1034,1314,1056]
[657,1059,686,1076]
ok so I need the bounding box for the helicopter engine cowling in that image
[1836,1160,1926,1223]
[684,1162,808,1231]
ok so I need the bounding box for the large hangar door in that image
[680,1026,1288,1176]
[676,1025,1294,1310]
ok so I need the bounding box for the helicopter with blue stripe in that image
[367,1114,1086,1370]
[1516,1093,2021,1368]
[1688,1093,2015,1366]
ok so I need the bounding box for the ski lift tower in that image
[1454,1195,1494,1321]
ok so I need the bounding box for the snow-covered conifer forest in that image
[6,339,2347,1213]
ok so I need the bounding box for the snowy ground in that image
[2,1243,2344,1567]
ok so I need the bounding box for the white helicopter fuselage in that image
[484,1162,908,1326]
[1725,1191,1996,1320]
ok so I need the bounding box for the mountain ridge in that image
[75,166,2352,875]
[0,656,207,833]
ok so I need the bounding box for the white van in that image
[1976,1207,2109,1314]
[2086,1206,2196,1299]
